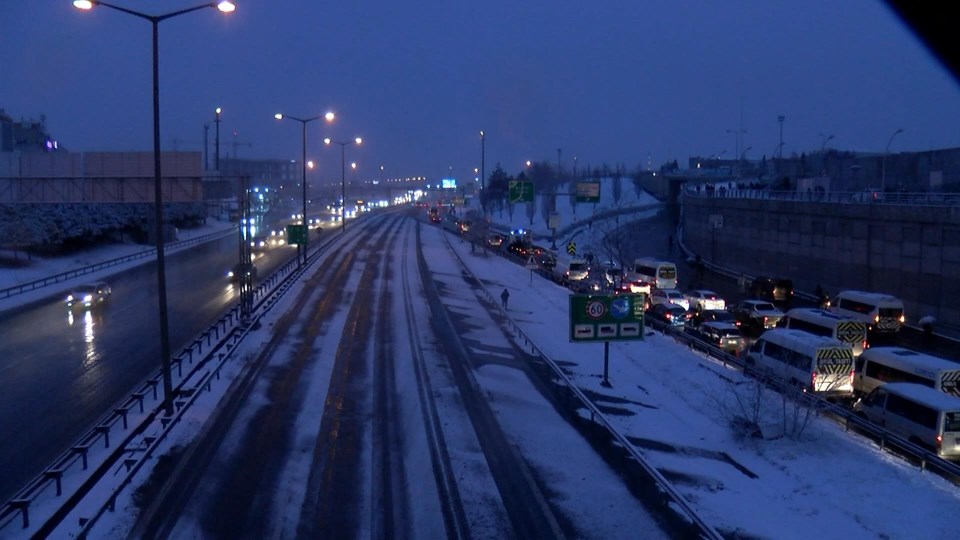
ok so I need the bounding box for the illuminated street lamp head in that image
[351,162,357,169]
[217,1,236,13]
[307,160,314,169]
[73,0,93,9]
[216,107,222,116]
[325,111,336,122]
[274,113,283,120]
[323,137,331,145]
[355,137,362,145]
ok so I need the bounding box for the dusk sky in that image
[3,1,960,183]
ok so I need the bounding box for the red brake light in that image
[937,434,943,449]
[811,371,817,389]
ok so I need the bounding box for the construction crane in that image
[229,130,254,159]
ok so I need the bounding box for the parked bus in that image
[854,347,960,398]
[855,382,960,459]
[746,328,855,397]
[829,290,905,333]
[783,308,868,356]
[628,258,678,290]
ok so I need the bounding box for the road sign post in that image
[569,293,645,386]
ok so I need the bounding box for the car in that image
[646,303,692,327]
[690,309,741,328]
[647,288,690,311]
[486,234,504,247]
[750,276,794,303]
[565,258,590,281]
[624,278,652,295]
[535,251,557,269]
[684,289,726,312]
[65,282,112,310]
[731,300,785,331]
[689,322,748,353]
[600,262,623,287]
[227,262,257,283]
[508,240,532,257]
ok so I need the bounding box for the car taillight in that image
[862,340,868,350]
[874,315,879,323]
[665,313,672,320]
[849,370,855,385]
[899,315,905,323]
[811,371,817,390]
[936,434,942,450]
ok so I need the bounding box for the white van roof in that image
[861,347,960,373]
[881,382,960,411]
[786,307,853,323]
[759,328,849,354]
[834,290,903,306]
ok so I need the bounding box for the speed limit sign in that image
[585,300,606,319]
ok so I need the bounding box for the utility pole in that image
[215,107,222,170]
[777,115,785,175]
[203,123,209,170]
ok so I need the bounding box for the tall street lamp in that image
[324,137,363,233]
[480,130,485,189]
[777,114,785,175]
[882,128,904,192]
[274,111,335,267]
[214,107,222,170]
[73,0,235,417]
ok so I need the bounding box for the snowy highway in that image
[110,210,669,539]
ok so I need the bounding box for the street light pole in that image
[274,111,335,267]
[73,0,235,418]
[882,128,904,193]
[777,115,785,175]
[480,130,485,190]
[324,137,363,233]
[214,107,222,170]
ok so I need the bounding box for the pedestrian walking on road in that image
[501,287,510,310]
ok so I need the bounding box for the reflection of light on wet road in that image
[67,309,100,364]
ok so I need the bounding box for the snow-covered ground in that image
[4,190,959,539]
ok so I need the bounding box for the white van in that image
[854,347,960,398]
[565,258,590,281]
[746,328,855,397]
[628,258,677,290]
[856,382,960,459]
[783,308,868,356]
[829,290,905,333]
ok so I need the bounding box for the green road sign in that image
[575,181,601,203]
[508,180,534,203]
[569,293,646,342]
[286,224,307,245]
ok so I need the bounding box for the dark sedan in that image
[647,303,691,327]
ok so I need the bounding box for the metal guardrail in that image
[0,228,333,537]
[682,185,960,207]
[438,227,724,540]
[0,226,237,301]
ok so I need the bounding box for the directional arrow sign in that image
[508,180,534,203]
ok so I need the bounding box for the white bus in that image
[628,258,678,290]
[746,328,855,397]
[856,382,960,459]
[782,308,868,357]
[829,290,905,333]
[854,347,960,398]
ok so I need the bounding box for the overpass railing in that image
[682,186,960,207]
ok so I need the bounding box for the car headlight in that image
[83,294,93,302]
[228,271,235,278]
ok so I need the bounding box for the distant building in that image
[0,109,64,153]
